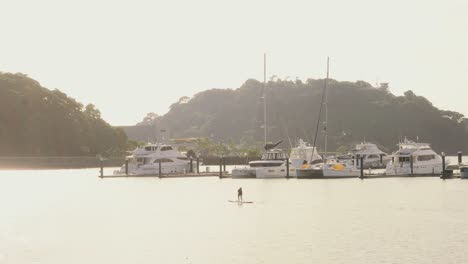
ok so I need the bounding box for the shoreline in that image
[0,156,124,169]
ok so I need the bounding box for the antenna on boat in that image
[324,56,329,160]
[263,53,267,146]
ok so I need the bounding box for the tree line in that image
[143,78,468,154]
[0,72,128,156]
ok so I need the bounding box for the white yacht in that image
[113,143,190,175]
[346,142,389,169]
[385,139,443,176]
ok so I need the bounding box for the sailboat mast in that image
[324,57,329,159]
[263,53,267,146]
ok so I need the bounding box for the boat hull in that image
[231,167,256,178]
[323,169,360,177]
[385,164,442,176]
[113,163,190,176]
[295,168,324,178]
[256,167,295,178]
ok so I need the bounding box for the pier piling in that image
[159,160,162,178]
[100,160,103,177]
[190,158,193,173]
[196,157,200,174]
[286,158,290,178]
[360,156,364,178]
[219,158,223,178]
[458,151,462,164]
[125,159,128,175]
[222,157,226,172]
[441,153,446,179]
[410,155,414,175]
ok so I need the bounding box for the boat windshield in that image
[250,162,283,167]
[161,146,173,151]
[290,147,321,162]
[262,152,286,160]
[144,146,158,151]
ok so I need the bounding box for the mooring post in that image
[441,152,446,179]
[379,154,383,165]
[223,157,226,172]
[125,159,129,175]
[458,151,462,164]
[219,158,223,178]
[196,157,200,174]
[360,156,364,178]
[159,159,162,178]
[356,155,360,168]
[286,158,290,178]
[100,160,104,177]
[392,156,395,163]
[190,158,193,173]
[410,155,414,175]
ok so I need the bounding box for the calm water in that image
[1,165,468,264]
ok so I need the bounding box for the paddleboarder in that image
[237,187,243,202]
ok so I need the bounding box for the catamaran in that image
[231,54,292,178]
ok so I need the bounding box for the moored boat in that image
[232,148,294,178]
[113,143,190,175]
[322,158,360,177]
[345,142,389,169]
[385,139,443,176]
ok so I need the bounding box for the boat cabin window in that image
[263,152,286,160]
[145,146,158,151]
[144,158,152,164]
[399,157,410,163]
[161,146,173,151]
[136,158,144,163]
[154,158,174,163]
[251,162,282,167]
[177,157,189,161]
[367,154,379,159]
[417,155,435,161]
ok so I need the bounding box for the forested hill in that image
[0,73,127,156]
[147,79,468,154]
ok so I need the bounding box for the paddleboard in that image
[228,200,253,203]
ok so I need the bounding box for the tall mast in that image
[324,57,329,159]
[311,57,329,160]
[263,53,267,146]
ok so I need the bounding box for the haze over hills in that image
[2,71,467,156]
[137,79,468,154]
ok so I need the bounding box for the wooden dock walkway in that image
[99,172,232,179]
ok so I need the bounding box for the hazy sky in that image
[1,0,467,125]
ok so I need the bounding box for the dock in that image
[99,172,232,179]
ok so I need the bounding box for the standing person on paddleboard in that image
[237,187,243,202]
